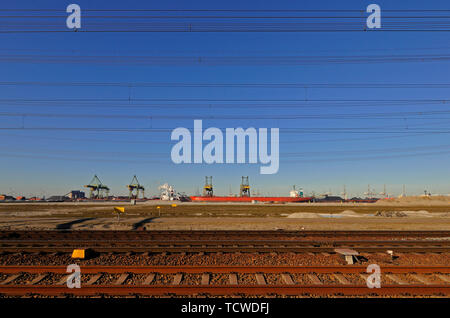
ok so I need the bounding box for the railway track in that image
[0,265,448,297]
[1,239,450,253]
[1,230,449,254]
[1,230,449,241]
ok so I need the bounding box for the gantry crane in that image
[84,175,110,199]
[127,175,145,199]
[240,176,250,197]
[203,176,213,197]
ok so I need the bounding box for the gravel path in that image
[0,252,448,266]
[209,274,229,285]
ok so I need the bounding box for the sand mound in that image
[376,195,450,205]
[374,210,434,217]
[287,210,366,218]
[2,211,55,217]
[339,210,360,216]
[287,213,320,218]
[402,210,433,217]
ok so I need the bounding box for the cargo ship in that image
[189,195,313,203]
[190,177,312,203]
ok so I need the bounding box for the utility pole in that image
[341,185,348,200]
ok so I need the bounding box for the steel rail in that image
[1,230,449,238]
[0,285,448,296]
[0,265,449,274]
[1,246,449,253]
[1,239,449,245]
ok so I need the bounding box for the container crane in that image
[127,175,145,199]
[84,175,109,199]
[203,176,213,197]
[240,176,250,197]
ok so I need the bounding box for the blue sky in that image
[0,0,449,197]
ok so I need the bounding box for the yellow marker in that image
[156,206,160,209]
[114,207,125,213]
[171,204,177,207]
[71,249,85,259]
[114,207,125,222]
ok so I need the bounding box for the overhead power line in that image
[1,9,450,12]
[1,110,450,120]
[3,143,450,158]
[0,98,449,107]
[1,149,450,165]
[0,127,449,134]
[1,10,450,32]
[1,81,450,88]
[1,53,449,65]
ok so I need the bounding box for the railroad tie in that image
[201,274,210,285]
[143,273,155,285]
[28,274,48,285]
[386,274,408,285]
[410,274,433,285]
[114,273,129,285]
[333,274,350,285]
[307,274,323,285]
[281,273,294,285]
[359,274,368,283]
[86,274,102,285]
[172,273,183,285]
[321,253,330,256]
[255,273,266,285]
[229,274,238,285]
[56,275,71,285]
[0,274,20,285]
[436,274,450,283]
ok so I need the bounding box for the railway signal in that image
[114,206,125,222]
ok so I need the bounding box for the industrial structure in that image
[190,176,313,202]
[3,174,398,203]
[240,176,250,197]
[84,175,110,199]
[127,175,145,199]
[203,176,213,197]
[290,185,304,198]
[65,190,85,200]
[159,183,176,201]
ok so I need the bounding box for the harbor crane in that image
[84,175,109,199]
[127,175,145,199]
[203,176,213,197]
[240,176,250,197]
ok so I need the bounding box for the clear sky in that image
[0,0,449,198]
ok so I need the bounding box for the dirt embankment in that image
[376,195,450,206]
